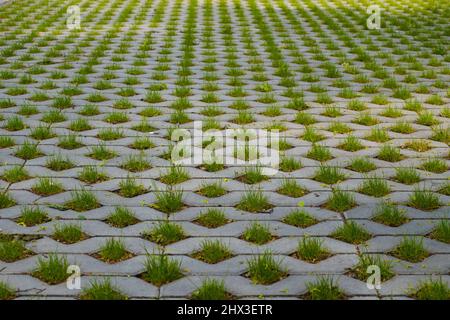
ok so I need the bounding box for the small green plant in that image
[46,154,74,171]
[236,189,272,213]
[352,255,394,282]
[348,157,376,173]
[198,182,227,198]
[394,168,421,185]
[195,209,229,228]
[296,237,330,263]
[191,279,231,300]
[238,167,268,185]
[359,177,391,197]
[305,276,344,300]
[283,210,317,228]
[106,207,138,228]
[377,145,403,162]
[421,159,447,173]
[121,154,151,172]
[242,222,273,245]
[430,220,450,244]
[18,207,49,226]
[0,281,16,300]
[160,166,190,185]
[0,192,15,209]
[408,189,441,211]
[338,136,364,152]
[307,144,333,162]
[332,221,371,244]
[391,237,429,262]
[58,134,83,150]
[53,223,85,244]
[372,203,409,227]
[118,176,146,198]
[279,156,302,172]
[33,254,69,284]
[412,278,450,300]
[314,166,346,185]
[0,238,29,262]
[15,141,42,159]
[80,279,127,300]
[78,166,108,184]
[152,187,184,213]
[277,179,307,198]
[2,165,29,183]
[31,177,64,196]
[88,144,117,160]
[246,251,286,285]
[98,238,131,263]
[65,189,100,212]
[193,240,232,264]
[144,221,186,246]
[141,253,183,286]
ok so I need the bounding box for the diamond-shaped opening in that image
[191,240,234,264]
[0,233,37,262]
[192,209,232,229]
[277,180,309,198]
[196,182,228,198]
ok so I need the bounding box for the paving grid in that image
[0,0,449,300]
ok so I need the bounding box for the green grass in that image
[0,238,29,262]
[160,166,190,185]
[307,144,333,161]
[277,179,307,198]
[193,240,232,264]
[191,279,231,300]
[118,176,146,198]
[431,220,450,244]
[80,279,127,300]
[141,254,183,286]
[246,251,286,285]
[352,255,394,282]
[106,207,138,228]
[279,156,302,172]
[88,144,117,160]
[31,177,64,196]
[408,189,441,211]
[238,167,268,185]
[347,157,376,173]
[332,221,371,244]
[0,281,16,300]
[421,159,447,174]
[2,165,30,183]
[296,237,330,263]
[359,177,391,197]
[0,192,15,209]
[98,238,131,263]
[144,221,186,246]
[242,222,273,245]
[394,168,421,185]
[53,223,85,244]
[152,187,184,213]
[314,166,346,184]
[236,189,272,213]
[338,136,364,152]
[65,189,101,212]
[18,207,49,226]
[305,276,344,300]
[121,154,151,172]
[33,254,69,284]
[15,141,42,159]
[412,278,450,300]
[46,154,74,171]
[372,203,409,227]
[78,166,109,184]
[377,145,403,162]
[325,189,356,212]
[391,237,429,263]
[195,209,229,228]
[283,210,318,228]
[198,182,227,198]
